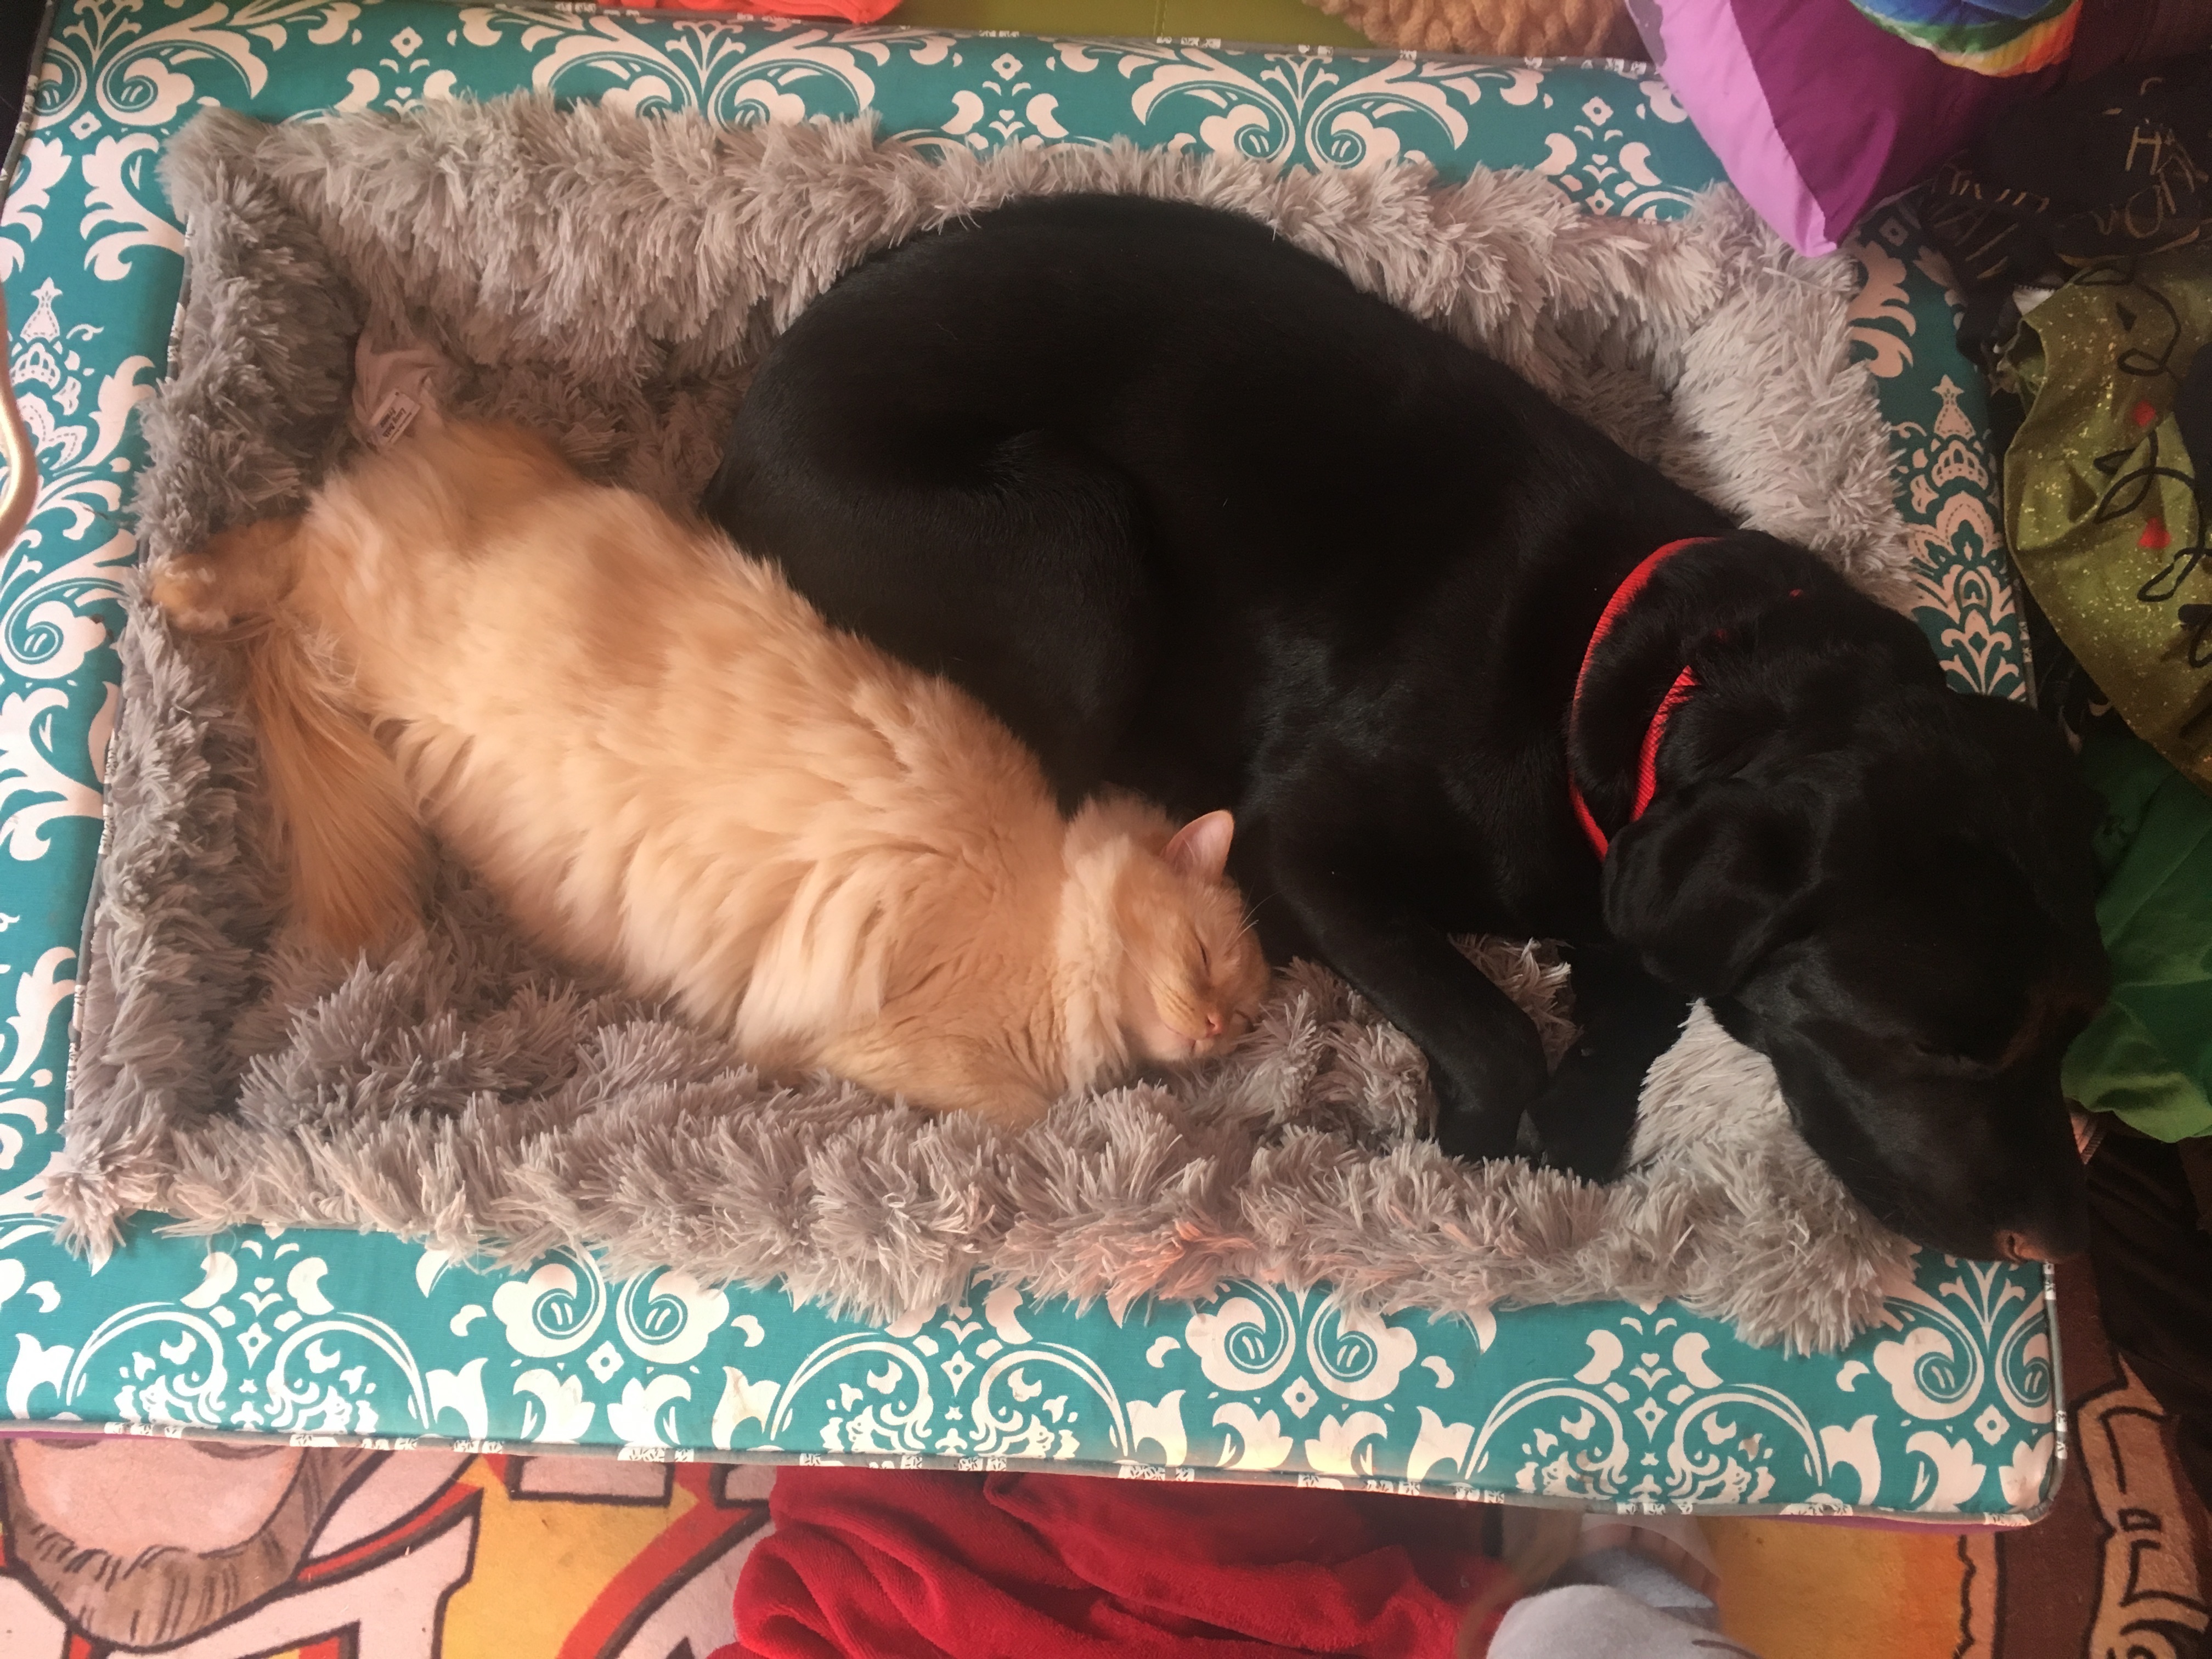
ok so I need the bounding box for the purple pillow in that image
[1627,0,2065,253]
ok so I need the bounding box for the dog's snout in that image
[1996,1228,2083,1266]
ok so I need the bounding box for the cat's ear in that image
[1164,810,1235,882]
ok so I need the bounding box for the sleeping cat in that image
[150,419,1268,1126]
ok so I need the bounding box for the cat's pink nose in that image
[1204,1011,1223,1037]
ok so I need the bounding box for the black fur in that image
[706,194,2108,1263]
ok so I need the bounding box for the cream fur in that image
[150,420,1266,1128]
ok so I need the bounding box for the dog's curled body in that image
[708,193,2111,1262]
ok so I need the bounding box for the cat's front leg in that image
[815,1024,1053,1130]
[933,1075,1057,1131]
[150,514,427,955]
[1266,828,1548,1161]
[149,515,307,633]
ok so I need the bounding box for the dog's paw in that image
[1525,1046,1642,1181]
[1430,1084,1523,1165]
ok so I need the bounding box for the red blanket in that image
[716,1467,1516,1658]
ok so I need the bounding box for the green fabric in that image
[2001,252,2212,795]
[2065,726,2212,1139]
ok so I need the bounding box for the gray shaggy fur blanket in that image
[50,99,1923,1353]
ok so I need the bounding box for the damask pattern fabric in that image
[2000,1259,2212,1656]
[70,99,1919,1358]
[0,1,2052,1518]
[0,1288,2192,1658]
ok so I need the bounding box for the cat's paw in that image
[149,516,305,631]
[149,560,235,633]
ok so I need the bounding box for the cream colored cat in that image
[153,420,1268,1126]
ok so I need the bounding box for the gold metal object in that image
[0,285,36,558]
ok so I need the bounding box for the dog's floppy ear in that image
[1602,778,1821,997]
[1948,694,2104,951]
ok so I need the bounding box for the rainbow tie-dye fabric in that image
[1846,0,2080,75]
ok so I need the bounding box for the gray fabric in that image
[1560,1551,1723,1630]
[50,99,1922,1351]
[1492,1586,1763,1659]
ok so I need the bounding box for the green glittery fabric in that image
[2002,252,2212,794]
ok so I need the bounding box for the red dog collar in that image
[1566,538,1714,859]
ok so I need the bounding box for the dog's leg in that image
[1269,831,1549,1160]
[1527,945,1692,1179]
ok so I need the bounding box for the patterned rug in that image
[1971,1263,2209,1658]
[0,1271,2199,1659]
[1711,1262,2210,1659]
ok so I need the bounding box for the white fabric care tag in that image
[368,390,421,447]
[352,336,452,449]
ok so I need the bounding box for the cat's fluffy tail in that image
[151,520,429,952]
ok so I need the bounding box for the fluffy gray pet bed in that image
[53,99,1923,1353]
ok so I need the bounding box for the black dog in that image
[707,194,2108,1264]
